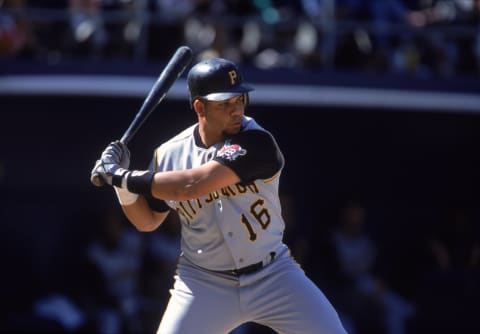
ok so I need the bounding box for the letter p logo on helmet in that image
[228,70,237,85]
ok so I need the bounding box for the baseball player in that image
[91,57,347,334]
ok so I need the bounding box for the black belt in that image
[217,252,276,277]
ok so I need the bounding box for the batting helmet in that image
[187,58,253,106]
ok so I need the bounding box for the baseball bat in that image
[91,45,193,187]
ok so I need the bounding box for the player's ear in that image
[193,99,205,116]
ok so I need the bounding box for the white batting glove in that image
[93,140,130,186]
[105,140,130,169]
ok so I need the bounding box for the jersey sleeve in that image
[213,129,284,184]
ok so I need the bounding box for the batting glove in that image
[92,141,130,186]
[106,140,130,169]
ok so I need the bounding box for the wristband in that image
[126,170,155,196]
[112,168,129,187]
[114,186,139,206]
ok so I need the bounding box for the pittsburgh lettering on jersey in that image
[175,182,259,224]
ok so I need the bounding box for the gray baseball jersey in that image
[150,115,285,271]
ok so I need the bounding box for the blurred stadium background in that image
[1,1,480,333]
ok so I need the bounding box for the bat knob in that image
[91,172,106,187]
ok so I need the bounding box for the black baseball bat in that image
[91,45,193,187]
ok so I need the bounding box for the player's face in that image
[203,95,245,136]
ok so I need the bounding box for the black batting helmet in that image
[187,58,253,107]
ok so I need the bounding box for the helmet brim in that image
[201,84,254,102]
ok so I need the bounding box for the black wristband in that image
[126,170,155,196]
[112,168,129,187]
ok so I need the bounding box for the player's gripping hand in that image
[91,140,130,186]
[111,140,130,169]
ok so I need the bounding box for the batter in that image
[92,57,347,334]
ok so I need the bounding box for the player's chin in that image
[227,123,242,134]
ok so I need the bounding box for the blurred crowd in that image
[303,197,480,334]
[1,0,480,77]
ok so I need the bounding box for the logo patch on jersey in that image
[217,141,246,161]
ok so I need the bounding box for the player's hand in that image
[119,141,131,169]
[106,140,130,169]
[91,141,130,186]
